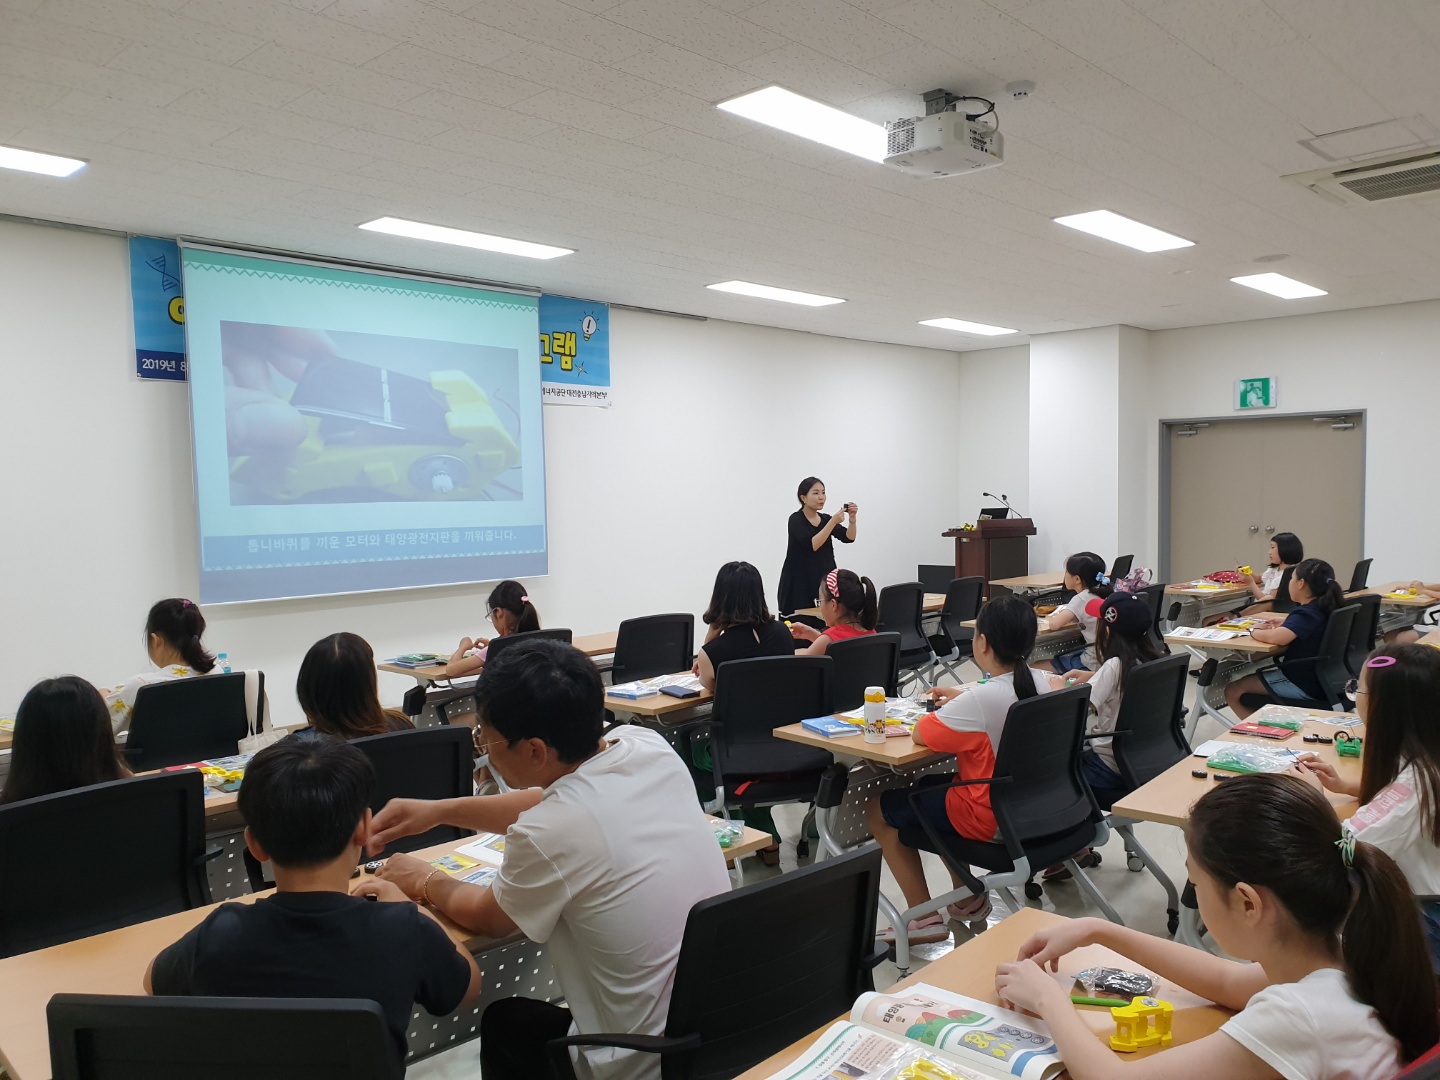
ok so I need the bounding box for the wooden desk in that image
[604,684,713,719]
[1356,581,1439,609]
[1422,629,1440,647]
[989,572,1063,595]
[0,728,12,752]
[378,631,622,684]
[774,723,940,768]
[793,594,944,620]
[1163,629,1281,733]
[1163,582,1252,628]
[735,907,1230,1079]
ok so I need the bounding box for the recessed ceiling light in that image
[717,86,886,162]
[1053,209,1194,252]
[1230,272,1327,299]
[0,143,86,177]
[358,217,573,260]
[707,280,845,306]
[919,317,1018,336]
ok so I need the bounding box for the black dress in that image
[777,509,853,613]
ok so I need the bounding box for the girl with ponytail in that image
[866,594,1050,943]
[997,772,1438,1078]
[1046,551,1113,674]
[102,598,220,735]
[1225,557,1346,719]
[447,580,541,677]
[791,568,878,655]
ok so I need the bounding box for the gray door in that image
[1164,414,1364,584]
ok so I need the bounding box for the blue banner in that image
[539,294,610,406]
[129,236,186,380]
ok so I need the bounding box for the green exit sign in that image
[1235,376,1276,410]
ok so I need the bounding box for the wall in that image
[955,344,1029,521]
[0,219,963,721]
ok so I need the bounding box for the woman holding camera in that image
[777,477,858,614]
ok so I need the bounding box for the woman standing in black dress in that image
[777,477,857,613]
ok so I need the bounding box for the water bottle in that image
[863,686,887,744]
[217,651,232,674]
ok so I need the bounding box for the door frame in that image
[1157,409,1367,584]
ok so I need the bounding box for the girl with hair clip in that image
[102,598,219,735]
[1044,552,1113,674]
[447,580,540,678]
[791,568,878,655]
[1224,558,1346,719]
[1,676,130,805]
[866,594,1053,944]
[996,773,1439,1080]
[1296,643,1440,971]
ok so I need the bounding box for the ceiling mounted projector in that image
[884,89,1004,178]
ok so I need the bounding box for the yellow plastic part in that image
[1109,996,1173,1053]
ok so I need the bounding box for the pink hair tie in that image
[1365,655,1398,669]
[824,569,840,598]
[520,595,530,604]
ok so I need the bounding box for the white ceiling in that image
[4,0,1440,350]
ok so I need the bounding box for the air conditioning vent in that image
[886,117,915,156]
[1285,148,1440,206]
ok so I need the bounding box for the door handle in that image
[1264,525,1275,533]
[1249,525,1260,534]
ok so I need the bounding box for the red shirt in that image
[821,624,874,644]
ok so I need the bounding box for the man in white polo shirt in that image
[356,639,730,1080]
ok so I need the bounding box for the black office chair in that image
[124,673,255,772]
[546,848,885,1080]
[0,772,212,958]
[1134,582,1170,652]
[917,564,956,594]
[1104,653,1191,936]
[48,995,398,1080]
[1109,554,1134,582]
[1344,593,1383,677]
[485,628,573,664]
[1348,558,1374,593]
[1242,604,1361,714]
[611,614,695,684]
[1270,565,1297,614]
[354,727,475,854]
[876,582,935,693]
[890,685,1121,974]
[828,632,900,712]
[928,576,984,683]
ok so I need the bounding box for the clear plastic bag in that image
[1074,966,1156,1000]
[1205,743,1298,774]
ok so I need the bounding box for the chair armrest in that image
[862,940,888,971]
[1079,731,1114,741]
[195,845,223,866]
[545,1032,701,1079]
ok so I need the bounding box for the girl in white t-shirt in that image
[101,598,219,735]
[1045,551,1112,673]
[995,773,1438,1080]
[1236,532,1304,616]
[1298,643,1440,971]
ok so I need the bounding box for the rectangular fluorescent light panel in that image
[707,280,845,307]
[1230,272,1328,299]
[717,86,887,163]
[1053,209,1194,252]
[920,317,1018,336]
[0,144,85,177]
[358,217,573,260]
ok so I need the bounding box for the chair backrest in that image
[827,633,900,711]
[612,613,695,684]
[0,772,208,959]
[1134,583,1169,651]
[1291,603,1360,705]
[1271,565,1296,613]
[875,582,929,655]
[710,656,833,778]
[124,673,252,772]
[1109,554,1134,581]
[1349,557,1373,593]
[349,727,475,856]
[48,995,398,1080]
[1344,593,1383,677]
[989,685,1097,847]
[484,628,573,664]
[939,576,985,640]
[661,847,884,1080]
[1110,654,1191,790]
[917,564,956,594]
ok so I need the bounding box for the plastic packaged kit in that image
[1074,967,1157,1000]
[1206,743,1298,775]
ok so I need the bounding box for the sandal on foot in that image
[1043,850,1102,881]
[755,844,780,867]
[878,913,950,945]
[946,895,993,923]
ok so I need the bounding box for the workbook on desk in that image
[763,983,1062,1080]
[386,653,448,668]
[1166,626,1238,641]
[607,672,703,699]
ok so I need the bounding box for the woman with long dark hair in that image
[1,676,129,804]
[297,632,412,740]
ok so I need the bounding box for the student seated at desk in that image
[1296,644,1440,972]
[866,595,1054,944]
[355,640,730,1080]
[1386,580,1440,644]
[296,632,412,739]
[1045,552,1112,674]
[1224,559,1344,719]
[790,568,877,654]
[145,736,480,1068]
[1237,532,1303,616]
[446,579,539,678]
[995,773,1438,1080]
[101,598,218,735]
[0,676,129,804]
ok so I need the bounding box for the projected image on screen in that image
[222,322,523,505]
[182,247,548,605]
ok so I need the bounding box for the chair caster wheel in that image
[796,840,809,859]
[967,918,990,934]
[1167,910,1179,936]
[1024,881,1043,901]
[1127,854,1144,873]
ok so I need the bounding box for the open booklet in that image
[764,983,1062,1080]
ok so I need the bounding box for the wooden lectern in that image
[944,518,1036,585]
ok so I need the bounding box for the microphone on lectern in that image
[983,492,1023,518]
